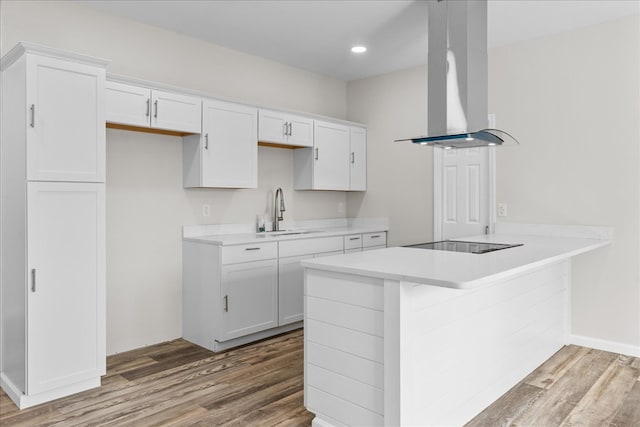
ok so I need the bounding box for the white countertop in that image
[183,225,387,246]
[301,233,610,290]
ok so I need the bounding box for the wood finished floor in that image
[1,329,638,426]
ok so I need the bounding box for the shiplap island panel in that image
[302,228,610,426]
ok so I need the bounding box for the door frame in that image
[433,147,496,240]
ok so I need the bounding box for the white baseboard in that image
[569,334,640,357]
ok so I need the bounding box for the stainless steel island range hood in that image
[396,0,519,149]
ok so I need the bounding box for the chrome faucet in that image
[273,188,285,231]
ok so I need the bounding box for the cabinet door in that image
[151,90,201,133]
[287,115,313,147]
[26,182,105,395]
[201,100,257,188]
[220,259,278,341]
[278,255,308,326]
[105,81,151,128]
[349,127,367,191]
[313,120,350,190]
[258,109,287,144]
[26,55,105,182]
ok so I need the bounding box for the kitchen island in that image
[301,225,609,426]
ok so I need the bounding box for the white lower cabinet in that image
[344,232,387,254]
[1,182,106,408]
[183,241,281,352]
[278,255,308,325]
[26,182,106,395]
[183,235,357,350]
[278,236,344,327]
[363,232,387,250]
[221,259,278,341]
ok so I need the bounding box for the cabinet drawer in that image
[279,236,343,258]
[344,234,362,250]
[222,242,277,265]
[362,232,386,248]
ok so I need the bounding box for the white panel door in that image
[26,182,105,395]
[349,127,367,191]
[151,90,201,133]
[287,115,313,147]
[26,55,105,182]
[441,147,489,239]
[201,99,257,188]
[105,81,151,127]
[258,109,287,144]
[313,120,350,190]
[278,255,308,326]
[220,260,278,341]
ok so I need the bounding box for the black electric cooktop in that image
[405,240,523,254]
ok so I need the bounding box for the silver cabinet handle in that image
[224,295,229,312]
[146,98,150,117]
[351,152,355,164]
[205,133,209,150]
[283,122,288,137]
[30,104,35,128]
[245,247,261,251]
[154,100,158,118]
[349,237,361,241]
[315,147,319,160]
[31,269,36,292]
[370,235,381,239]
[288,122,292,136]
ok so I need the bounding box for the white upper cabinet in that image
[312,120,350,190]
[105,81,151,128]
[151,90,201,133]
[183,99,257,188]
[258,109,313,147]
[106,81,201,134]
[349,126,367,191]
[294,122,368,191]
[294,120,350,191]
[27,54,105,182]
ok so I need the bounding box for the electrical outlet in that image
[202,204,210,217]
[338,202,345,214]
[497,203,507,217]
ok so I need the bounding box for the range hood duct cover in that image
[396,0,519,149]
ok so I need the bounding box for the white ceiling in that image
[84,0,639,81]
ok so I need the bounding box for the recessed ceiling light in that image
[351,46,367,53]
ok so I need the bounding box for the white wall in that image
[1,0,348,354]
[489,16,640,348]
[346,66,432,246]
[347,15,640,349]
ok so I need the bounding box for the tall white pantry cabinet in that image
[0,42,108,409]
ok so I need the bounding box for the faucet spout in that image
[273,188,285,231]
